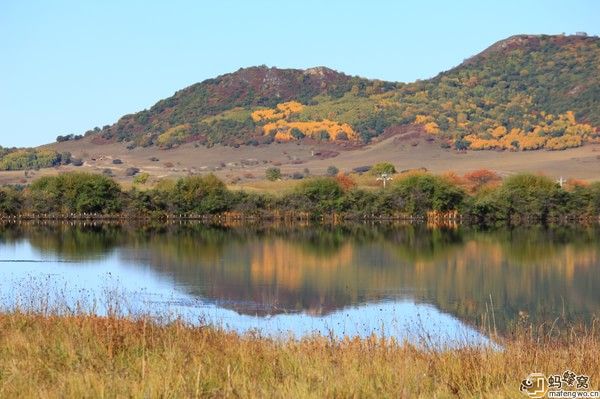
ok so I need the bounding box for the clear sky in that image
[1,0,599,147]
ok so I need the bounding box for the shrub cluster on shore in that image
[1,171,600,223]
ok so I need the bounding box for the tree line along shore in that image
[0,169,599,224]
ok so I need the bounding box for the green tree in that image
[587,182,600,216]
[133,173,150,185]
[172,174,231,214]
[265,167,281,181]
[371,162,396,175]
[27,172,122,214]
[0,150,61,171]
[292,177,344,213]
[326,166,339,176]
[290,128,305,139]
[0,186,23,215]
[317,131,330,141]
[494,174,565,222]
[455,138,470,151]
[387,174,465,216]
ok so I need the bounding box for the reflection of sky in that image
[0,241,492,348]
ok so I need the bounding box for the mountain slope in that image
[424,34,600,149]
[91,66,392,148]
[86,33,597,152]
[2,34,600,171]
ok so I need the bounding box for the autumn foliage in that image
[69,35,599,151]
[463,169,502,192]
[264,119,358,141]
[157,124,191,147]
[251,101,304,122]
[335,173,357,191]
[464,112,595,151]
[256,101,359,142]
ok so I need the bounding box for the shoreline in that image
[2,170,600,226]
[1,212,599,226]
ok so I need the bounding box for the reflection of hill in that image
[1,222,599,333]
[125,237,368,316]
[400,237,600,331]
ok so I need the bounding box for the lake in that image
[0,222,598,348]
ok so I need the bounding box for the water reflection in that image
[0,222,598,342]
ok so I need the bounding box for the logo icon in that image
[520,373,548,398]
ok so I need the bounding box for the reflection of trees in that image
[0,223,125,260]
[1,222,599,333]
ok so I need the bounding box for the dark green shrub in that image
[27,172,122,214]
[171,174,232,214]
[326,166,339,176]
[388,174,465,216]
[0,186,23,215]
[371,162,396,175]
[265,167,281,181]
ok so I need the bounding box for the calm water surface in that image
[0,222,598,347]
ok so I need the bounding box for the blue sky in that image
[1,0,599,147]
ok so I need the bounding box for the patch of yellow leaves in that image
[251,101,304,122]
[546,135,583,150]
[263,120,358,141]
[424,122,440,134]
[255,101,358,141]
[157,124,191,146]
[464,111,595,151]
[414,114,432,124]
[414,115,440,134]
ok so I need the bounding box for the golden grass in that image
[0,312,598,398]
[229,173,383,194]
[228,179,303,196]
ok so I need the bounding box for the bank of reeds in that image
[0,310,597,398]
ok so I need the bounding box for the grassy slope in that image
[8,136,595,188]
[0,312,598,398]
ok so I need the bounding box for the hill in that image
[87,66,388,148]
[1,33,599,173]
[87,34,600,150]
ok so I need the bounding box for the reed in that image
[0,311,597,398]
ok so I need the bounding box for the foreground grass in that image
[0,313,598,398]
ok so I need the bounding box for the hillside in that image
[89,66,389,148]
[1,33,599,173]
[90,34,600,150]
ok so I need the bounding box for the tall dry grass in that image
[0,311,597,398]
